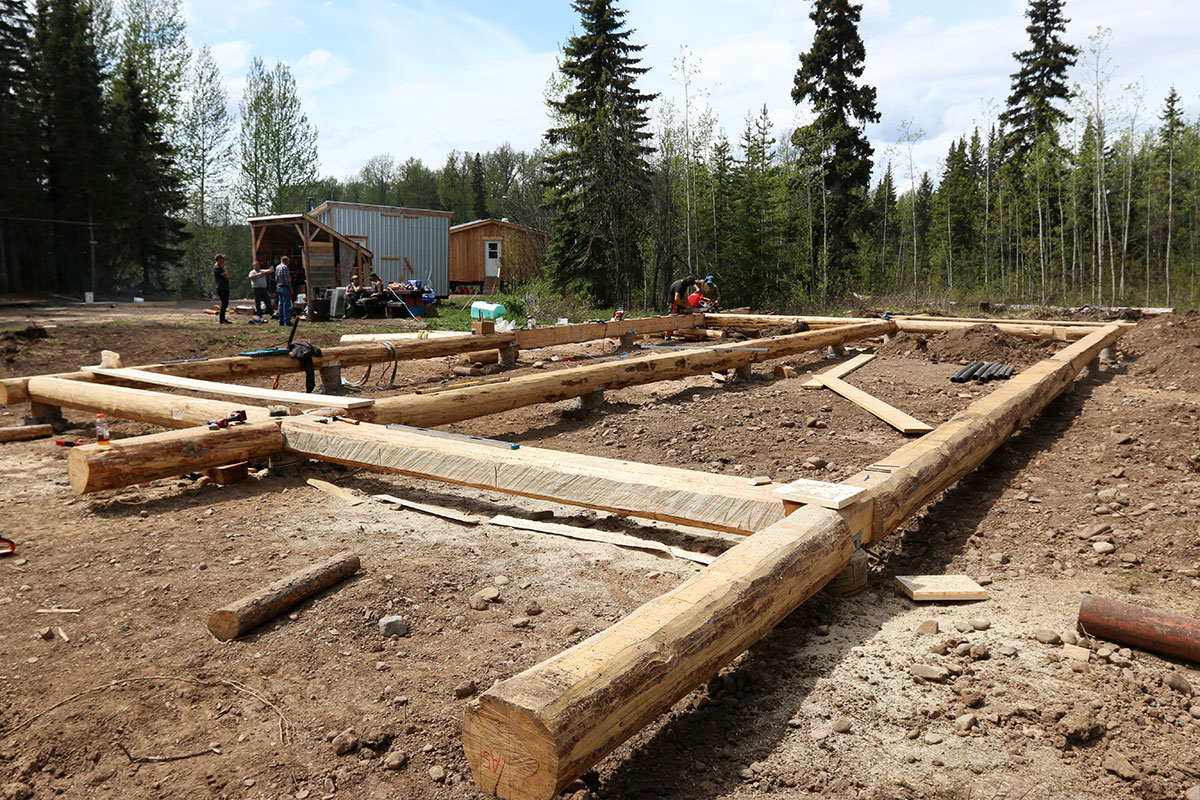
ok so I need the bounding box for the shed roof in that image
[450,218,549,237]
[312,200,454,219]
[247,211,374,262]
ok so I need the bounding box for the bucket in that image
[84,292,94,304]
[470,301,507,320]
[826,549,869,596]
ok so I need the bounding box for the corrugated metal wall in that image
[313,202,450,296]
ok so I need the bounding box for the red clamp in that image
[0,536,14,556]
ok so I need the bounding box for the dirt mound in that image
[724,321,810,341]
[1122,313,1200,390]
[878,323,1054,366]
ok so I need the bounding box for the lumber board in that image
[487,514,715,565]
[338,330,468,343]
[801,353,876,389]
[459,324,1125,800]
[281,418,785,535]
[305,478,363,505]
[811,373,933,434]
[374,493,480,524]
[82,367,373,409]
[28,377,274,429]
[207,551,360,641]
[67,421,283,494]
[895,574,988,601]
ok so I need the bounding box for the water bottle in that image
[95,413,110,445]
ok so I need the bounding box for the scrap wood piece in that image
[1078,594,1200,665]
[80,366,373,409]
[811,373,933,435]
[374,493,480,524]
[487,514,715,566]
[207,551,361,641]
[895,574,988,602]
[772,478,868,509]
[35,608,81,614]
[802,352,876,389]
[206,461,249,485]
[306,477,363,505]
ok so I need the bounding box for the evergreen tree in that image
[471,152,487,219]
[107,56,186,292]
[437,150,472,222]
[999,0,1078,162]
[0,0,43,291]
[791,0,880,295]
[179,44,231,227]
[543,0,655,307]
[728,105,780,308]
[119,0,188,140]
[1159,86,1184,304]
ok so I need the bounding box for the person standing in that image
[213,254,231,324]
[274,256,294,326]
[247,261,272,322]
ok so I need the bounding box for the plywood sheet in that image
[895,574,988,601]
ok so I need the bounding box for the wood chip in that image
[305,478,364,506]
[487,514,714,565]
[373,494,479,524]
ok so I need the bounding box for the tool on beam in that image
[207,409,248,430]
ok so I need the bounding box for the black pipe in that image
[983,362,1006,381]
[951,361,983,383]
[976,363,1000,381]
[960,362,988,382]
[999,365,1014,379]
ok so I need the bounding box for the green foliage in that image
[999,0,1078,163]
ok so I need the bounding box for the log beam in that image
[0,424,54,443]
[67,421,284,494]
[27,377,274,429]
[460,325,1123,800]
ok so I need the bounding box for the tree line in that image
[1,0,1195,310]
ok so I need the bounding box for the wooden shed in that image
[449,219,549,291]
[248,212,373,318]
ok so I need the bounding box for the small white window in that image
[487,242,501,259]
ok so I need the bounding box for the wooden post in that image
[26,402,64,431]
[207,551,361,641]
[0,424,54,443]
[460,325,1123,800]
[498,343,518,368]
[577,388,604,411]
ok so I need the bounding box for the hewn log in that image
[1078,594,1200,665]
[358,322,895,428]
[0,424,53,443]
[281,418,784,534]
[460,325,1123,800]
[68,421,283,494]
[27,377,274,429]
[342,315,704,347]
[894,319,1090,341]
[207,551,361,641]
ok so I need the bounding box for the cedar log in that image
[0,424,54,443]
[460,324,1122,800]
[1078,594,1200,665]
[68,421,283,494]
[207,551,361,641]
[26,377,274,429]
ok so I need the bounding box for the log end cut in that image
[463,694,563,800]
[207,609,243,642]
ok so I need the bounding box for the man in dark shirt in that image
[213,254,231,324]
[666,275,697,314]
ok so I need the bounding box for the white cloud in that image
[209,39,253,75]
[294,48,354,93]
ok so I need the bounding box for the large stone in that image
[1165,672,1194,696]
[378,615,408,637]
[916,620,940,636]
[332,728,359,756]
[383,750,409,771]
[1033,629,1061,645]
[910,663,949,683]
[1058,711,1104,744]
[1102,750,1140,781]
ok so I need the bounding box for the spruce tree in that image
[0,0,43,291]
[471,152,487,219]
[791,0,880,296]
[543,0,655,307]
[999,0,1078,162]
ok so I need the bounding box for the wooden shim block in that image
[0,424,54,443]
[801,353,876,389]
[374,493,479,524]
[811,374,933,434]
[895,575,988,601]
[205,461,248,485]
[772,478,868,509]
[305,478,363,505]
[207,551,361,641]
[772,365,798,379]
[487,514,714,565]
[82,367,373,409]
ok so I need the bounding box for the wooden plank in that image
[771,478,868,509]
[306,478,363,505]
[801,353,875,389]
[810,373,933,435]
[487,514,714,565]
[374,493,479,524]
[82,367,374,409]
[281,418,785,535]
[895,574,988,602]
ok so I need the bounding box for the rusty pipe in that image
[1078,594,1200,664]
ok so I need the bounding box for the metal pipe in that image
[951,361,983,383]
[1078,594,1200,665]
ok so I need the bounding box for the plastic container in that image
[95,413,110,446]
[470,301,507,320]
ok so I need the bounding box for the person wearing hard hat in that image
[699,275,721,309]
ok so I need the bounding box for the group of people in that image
[212,253,297,327]
[344,272,386,318]
[666,274,721,313]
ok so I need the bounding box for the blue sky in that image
[183,0,1200,181]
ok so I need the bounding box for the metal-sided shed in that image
[311,201,451,296]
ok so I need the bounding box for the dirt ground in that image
[1,304,1198,800]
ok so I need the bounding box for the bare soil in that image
[1,306,1198,800]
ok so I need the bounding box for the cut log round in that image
[207,551,361,641]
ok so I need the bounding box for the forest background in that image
[0,0,1196,312]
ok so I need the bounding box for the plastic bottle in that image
[95,413,110,445]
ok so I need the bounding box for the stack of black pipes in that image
[950,361,1014,383]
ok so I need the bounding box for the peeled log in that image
[207,551,361,641]
[0,424,53,443]
[68,421,283,494]
[462,325,1123,800]
[26,376,273,428]
[1078,594,1200,665]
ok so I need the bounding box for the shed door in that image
[484,240,502,278]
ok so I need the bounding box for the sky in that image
[183,0,1200,183]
